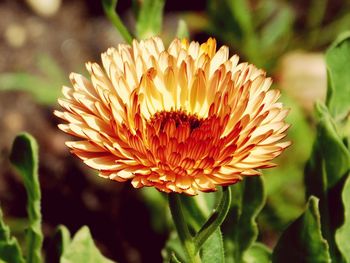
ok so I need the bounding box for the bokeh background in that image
[1,0,349,262]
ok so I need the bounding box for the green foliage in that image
[335,175,350,262]
[272,196,331,263]
[302,33,350,263]
[60,226,114,263]
[0,208,25,263]
[0,134,114,263]
[222,176,265,263]
[207,0,350,70]
[135,0,165,39]
[10,134,43,263]
[200,230,224,263]
[0,55,66,105]
[243,243,271,263]
[326,32,350,120]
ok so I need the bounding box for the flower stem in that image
[102,0,133,44]
[194,186,231,253]
[168,193,201,263]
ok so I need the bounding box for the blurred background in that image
[0,0,349,262]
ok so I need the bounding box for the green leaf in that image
[305,103,350,195]
[272,196,331,263]
[335,175,350,262]
[176,19,189,39]
[225,0,253,34]
[200,230,224,263]
[60,226,114,263]
[0,207,25,263]
[325,31,350,120]
[243,243,271,263]
[46,225,71,262]
[0,54,65,105]
[136,0,165,39]
[222,176,265,262]
[260,4,295,48]
[10,133,43,263]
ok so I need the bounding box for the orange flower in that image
[55,37,290,195]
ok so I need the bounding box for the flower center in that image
[150,110,202,132]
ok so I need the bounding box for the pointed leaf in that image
[0,207,25,263]
[272,196,331,263]
[325,32,350,119]
[335,175,350,262]
[60,226,114,263]
[10,133,43,263]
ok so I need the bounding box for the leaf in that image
[305,103,350,196]
[176,19,189,39]
[222,176,265,262]
[304,103,350,263]
[60,226,114,263]
[272,196,331,263]
[325,31,350,119]
[200,230,224,263]
[243,243,271,263]
[225,0,253,34]
[0,54,65,105]
[260,4,295,49]
[46,225,71,262]
[136,0,165,39]
[335,175,350,262]
[10,133,43,263]
[0,207,25,263]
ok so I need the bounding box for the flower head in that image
[55,37,290,195]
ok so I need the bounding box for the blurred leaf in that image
[60,226,114,263]
[223,176,265,262]
[176,19,189,39]
[0,207,25,263]
[200,230,224,263]
[243,243,271,263]
[272,196,331,263]
[0,54,65,105]
[225,0,253,34]
[326,32,350,120]
[260,4,295,49]
[335,175,350,262]
[136,0,165,39]
[10,134,43,263]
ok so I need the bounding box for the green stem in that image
[194,186,231,253]
[102,1,133,44]
[168,194,201,263]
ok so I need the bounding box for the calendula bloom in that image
[55,37,290,195]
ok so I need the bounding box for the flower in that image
[55,37,290,195]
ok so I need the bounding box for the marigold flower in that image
[55,37,290,195]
